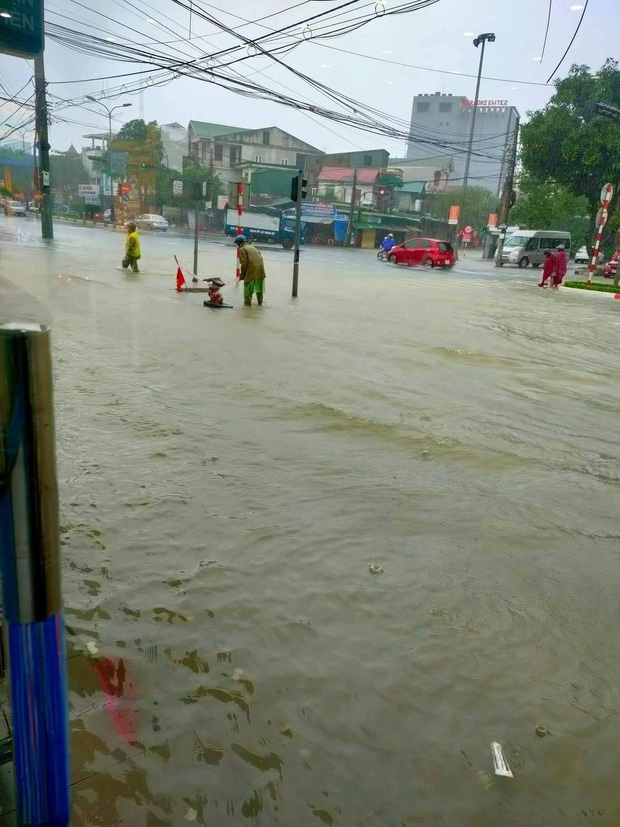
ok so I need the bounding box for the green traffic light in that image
[140,162,147,169]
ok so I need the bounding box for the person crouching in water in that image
[207,277,225,306]
[235,234,266,306]
[122,221,141,273]
[554,243,567,288]
[539,249,557,288]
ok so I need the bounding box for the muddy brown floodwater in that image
[1,220,620,825]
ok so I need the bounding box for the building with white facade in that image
[406,93,519,195]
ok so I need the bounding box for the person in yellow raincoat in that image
[122,221,141,273]
[235,235,266,306]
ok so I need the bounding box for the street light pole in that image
[85,97,132,222]
[459,32,495,233]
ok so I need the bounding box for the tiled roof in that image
[189,121,249,139]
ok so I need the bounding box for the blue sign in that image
[301,203,335,218]
[121,194,129,203]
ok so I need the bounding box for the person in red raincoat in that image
[554,244,567,287]
[539,249,557,288]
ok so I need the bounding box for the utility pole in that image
[292,169,304,297]
[494,116,520,267]
[34,53,53,240]
[459,32,495,234]
[344,168,358,247]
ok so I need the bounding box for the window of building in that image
[254,154,263,163]
[416,102,431,113]
[214,143,223,161]
[201,144,207,162]
[325,186,336,199]
[439,102,452,112]
[230,145,241,165]
[263,130,270,145]
[364,154,372,166]
[281,158,289,165]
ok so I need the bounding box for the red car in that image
[387,238,457,269]
[603,249,620,279]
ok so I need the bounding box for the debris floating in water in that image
[368,563,384,575]
[85,640,99,655]
[491,742,513,778]
[535,725,547,737]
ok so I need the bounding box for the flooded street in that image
[2,217,620,825]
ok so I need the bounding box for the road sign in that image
[78,184,100,197]
[121,194,129,203]
[120,181,131,195]
[0,0,44,58]
[463,225,474,234]
[84,196,100,205]
[488,213,498,227]
[448,205,460,225]
[172,180,183,197]
[202,181,207,197]
[600,182,614,205]
[595,207,609,227]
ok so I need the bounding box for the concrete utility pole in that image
[494,116,520,267]
[34,53,53,240]
[460,32,495,232]
[344,168,358,247]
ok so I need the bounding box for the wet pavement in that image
[1,215,620,825]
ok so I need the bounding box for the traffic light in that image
[140,162,147,169]
[290,174,308,202]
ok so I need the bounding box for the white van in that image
[498,230,571,268]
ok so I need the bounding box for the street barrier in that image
[0,323,70,826]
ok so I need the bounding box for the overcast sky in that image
[0,0,616,157]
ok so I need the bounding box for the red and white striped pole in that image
[236,182,243,283]
[587,182,614,285]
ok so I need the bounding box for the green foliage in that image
[160,157,223,207]
[511,175,590,245]
[564,281,619,293]
[112,119,163,206]
[425,186,498,230]
[519,59,620,236]
[50,151,89,197]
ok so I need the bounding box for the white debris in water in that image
[491,742,513,778]
[85,640,99,655]
[185,807,197,821]
[232,668,244,681]
[368,563,383,574]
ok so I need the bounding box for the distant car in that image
[4,200,26,216]
[387,238,456,269]
[574,245,589,264]
[135,214,168,231]
[603,249,620,279]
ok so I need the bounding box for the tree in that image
[112,119,163,210]
[510,175,590,246]
[519,59,620,246]
[160,157,224,208]
[50,149,89,204]
[425,186,499,230]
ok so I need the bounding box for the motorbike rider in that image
[379,234,396,256]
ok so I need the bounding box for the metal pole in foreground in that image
[236,182,243,282]
[0,322,70,826]
[292,169,303,298]
[459,33,495,234]
[193,182,200,276]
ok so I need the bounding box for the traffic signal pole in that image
[292,169,303,297]
[34,53,53,240]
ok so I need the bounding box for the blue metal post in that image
[0,322,70,827]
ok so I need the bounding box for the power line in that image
[540,0,553,61]
[546,0,589,82]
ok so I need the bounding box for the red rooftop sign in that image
[462,99,508,107]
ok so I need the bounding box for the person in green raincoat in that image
[235,235,266,306]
